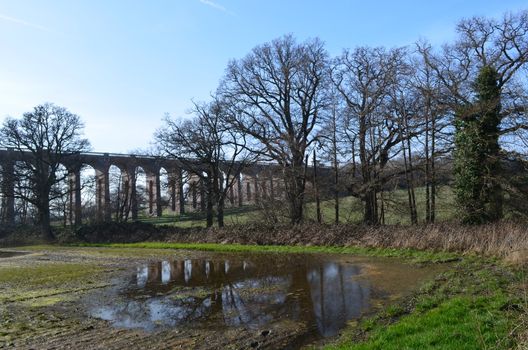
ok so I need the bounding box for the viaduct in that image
[0,148,328,225]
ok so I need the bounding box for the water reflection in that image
[90,256,371,337]
[308,263,369,336]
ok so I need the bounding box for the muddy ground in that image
[0,247,319,350]
[0,246,443,350]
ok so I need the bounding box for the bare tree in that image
[332,47,409,224]
[49,164,70,227]
[156,99,254,227]
[0,103,90,239]
[219,35,330,224]
[389,71,422,224]
[417,11,528,139]
[317,87,347,224]
[408,46,456,224]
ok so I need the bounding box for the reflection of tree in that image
[91,257,371,337]
[93,294,213,331]
[307,262,370,337]
[220,277,290,327]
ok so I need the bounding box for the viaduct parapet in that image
[0,148,327,225]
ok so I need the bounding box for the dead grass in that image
[162,221,528,265]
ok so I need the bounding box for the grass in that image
[137,204,258,228]
[0,263,102,286]
[324,259,523,350]
[73,242,460,264]
[136,186,457,228]
[304,186,456,225]
[0,263,107,304]
[336,296,511,350]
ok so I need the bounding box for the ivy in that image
[454,66,502,224]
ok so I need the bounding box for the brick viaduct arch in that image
[0,148,308,225]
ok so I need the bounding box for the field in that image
[137,186,457,228]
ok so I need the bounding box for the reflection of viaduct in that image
[122,258,371,337]
[0,148,330,225]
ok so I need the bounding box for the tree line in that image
[157,9,528,226]
[1,10,527,237]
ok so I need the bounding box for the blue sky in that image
[0,0,526,153]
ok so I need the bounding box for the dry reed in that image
[165,221,528,265]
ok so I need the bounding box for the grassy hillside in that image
[138,186,456,228]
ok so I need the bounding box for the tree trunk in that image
[205,176,214,228]
[38,193,53,240]
[313,150,321,224]
[285,153,306,225]
[334,162,339,225]
[401,115,417,225]
[359,114,377,225]
[379,189,385,225]
[425,102,431,223]
[217,196,225,228]
[363,188,378,225]
[216,170,225,228]
[331,100,340,225]
[479,66,503,222]
[430,108,437,223]
[116,175,122,221]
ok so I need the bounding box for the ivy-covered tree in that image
[454,66,502,224]
[476,66,502,221]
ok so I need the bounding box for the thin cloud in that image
[199,0,235,16]
[0,13,53,32]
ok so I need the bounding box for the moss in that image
[0,263,103,286]
[0,263,107,306]
[0,261,109,347]
[22,296,70,307]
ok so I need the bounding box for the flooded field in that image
[86,253,441,346]
[0,247,444,349]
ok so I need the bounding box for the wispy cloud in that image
[199,0,235,16]
[0,13,53,33]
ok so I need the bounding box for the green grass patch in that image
[138,205,258,227]
[71,242,459,264]
[325,260,523,350]
[328,296,512,350]
[0,263,107,304]
[0,263,103,287]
